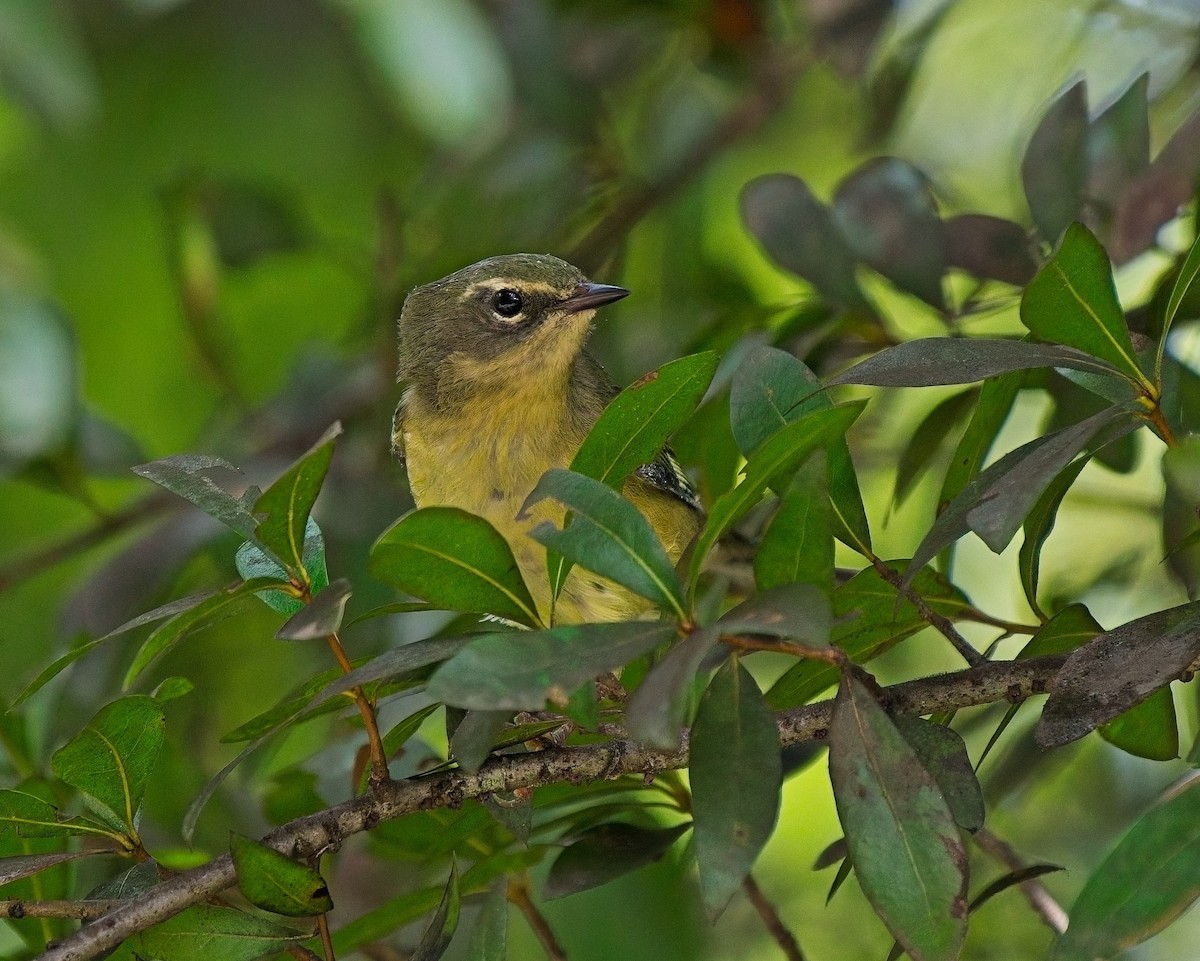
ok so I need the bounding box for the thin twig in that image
[869,556,984,666]
[37,653,1066,961]
[324,632,390,786]
[742,873,805,961]
[724,635,847,667]
[0,900,121,921]
[315,912,337,961]
[508,875,567,961]
[973,829,1068,934]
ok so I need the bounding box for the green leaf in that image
[895,718,984,832]
[831,338,1125,388]
[1157,225,1200,383]
[413,860,461,961]
[466,880,508,961]
[892,389,978,507]
[944,213,1038,286]
[1098,687,1178,761]
[1020,223,1147,387]
[689,402,866,593]
[730,345,871,553]
[450,710,508,774]
[1021,80,1087,243]
[545,822,690,899]
[1018,603,1103,659]
[428,623,676,711]
[939,371,1021,514]
[829,674,967,961]
[1051,780,1200,961]
[1037,600,1200,747]
[123,578,282,689]
[370,506,540,628]
[717,583,832,645]
[152,676,194,702]
[0,849,115,886]
[740,173,868,309]
[0,789,110,840]
[571,352,718,489]
[251,421,341,581]
[831,157,947,309]
[235,517,328,615]
[131,454,259,539]
[526,469,686,619]
[625,626,720,750]
[50,695,164,833]
[1087,74,1149,214]
[132,903,305,961]
[691,658,781,918]
[230,833,333,917]
[767,562,972,709]
[1018,457,1089,618]
[909,406,1128,578]
[755,454,834,592]
[275,578,352,640]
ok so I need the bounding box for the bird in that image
[393,253,702,625]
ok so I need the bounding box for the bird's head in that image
[397,253,628,407]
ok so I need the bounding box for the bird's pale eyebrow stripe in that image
[462,279,561,300]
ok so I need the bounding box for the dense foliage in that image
[2,2,1200,960]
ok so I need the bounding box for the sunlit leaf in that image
[691,659,781,918]
[1051,780,1200,961]
[545,822,690,899]
[1038,600,1200,747]
[0,790,110,840]
[428,623,677,711]
[1098,687,1178,762]
[1020,223,1147,387]
[50,695,164,833]
[829,675,967,961]
[526,469,686,619]
[230,833,333,917]
[370,507,540,628]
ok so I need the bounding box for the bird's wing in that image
[390,402,406,467]
[636,447,702,513]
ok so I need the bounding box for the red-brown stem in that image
[508,875,568,961]
[742,874,806,961]
[324,631,390,785]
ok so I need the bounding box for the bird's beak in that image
[560,282,629,314]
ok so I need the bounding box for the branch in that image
[40,653,1066,961]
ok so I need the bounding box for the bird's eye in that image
[492,289,523,318]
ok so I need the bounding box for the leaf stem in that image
[508,874,568,961]
[315,912,336,961]
[1143,402,1178,448]
[742,873,806,961]
[324,631,390,786]
[724,635,847,667]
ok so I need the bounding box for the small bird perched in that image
[393,253,701,625]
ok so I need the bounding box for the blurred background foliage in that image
[2,0,1200,958]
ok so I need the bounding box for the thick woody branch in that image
[40,653,1066,961]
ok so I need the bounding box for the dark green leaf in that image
[944,214,1038,286]
[892,389,978,507]
[1163,437,1200,596]
[1158,227,1200,382]
[939,372,1021,515]
[896,718,984,832]
[235,517,328,614]
[1051,780,1200,961]
[717,583,831,645]
[413,860,461,961]
[1020,223,1147,386]
[0,790,109,840]
[1018,603,1103,659]
[740,173,868,309]
[275,578,352,640]
[1087,74,1149,214]
[571,352,718,489]
[730,345,871,552]
[133,903,305,961]
[1099,687,1178,761]
[230,833,333,917]
[767,562,972,709]
[625,626,720,750]
[1037,600,1200,747]
[315,636,476,707]
[526,469,686,619]
[831,157,947,308]
[756,454,835,591]
[909,406,1127,576]
[1021,80,1087,242]
[689,402,866,593]
[252,421,341,580]
[123,578,282,688]
[50,695,164,832]
[691,659,781,918]
[428,623,677,711]
[370,507,540,628]
[545,822,690,900]
[466,880,507,961]
[131,454,259,539]
[831,338,1125,388]
[451,710,509,774]
[829,675,967,961]
[0,849,115,886]
[1019,457,1089,618]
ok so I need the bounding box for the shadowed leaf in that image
[896,718,984,832]
[413,860,461,961]
[545,822,690,899]
[133,903,305,961]
[1022,80,1087,243]
[131,454,259,539]
[275,578,353,640]
[466,881,507,961]
[625,626,720,750]
[945,214,1037,286]
[1087,74,1149,217]
[1019,457,1089,618]
[0,849,117,886]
